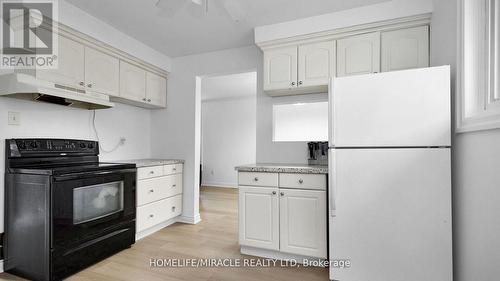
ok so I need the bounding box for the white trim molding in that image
[256,14,431,50]
[240,246,326,265]
[177,213,201,224]
[457,0,500,132]
[201,182,237,189]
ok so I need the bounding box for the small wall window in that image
[272,101,328,142]
[458,0,500,132]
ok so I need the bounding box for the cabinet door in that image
[37,36,84,88]
[337,32,380,77]
[381,26,429,72]
[85,47,119,96]
[263,46,298,91]
[119,61,146,102]
[146,71,167,107]
[298,41,335,87]
[280,189,327,258]
[239,186,279,250]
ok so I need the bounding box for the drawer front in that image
[136,195,182,232]
[137,165,164,180]
[279,173,327,190]
[137,174,183,206]
[238,172,278,187]
[164,164,183,175]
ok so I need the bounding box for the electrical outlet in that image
[8,112,20,125]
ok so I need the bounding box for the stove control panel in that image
[7,139,99,157]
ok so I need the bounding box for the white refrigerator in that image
[328,66,452,281]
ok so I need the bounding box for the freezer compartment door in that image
[331,66,451,147]
[329,148,452,281]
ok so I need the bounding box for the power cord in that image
[92,110,122,153]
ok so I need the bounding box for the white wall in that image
[0,1,170,233]
[255,0,433,43]
[432,0,500,280]
[151,45,315,223]
[59,0,171,72]
[201,96,256,187]
[0,100,152,233]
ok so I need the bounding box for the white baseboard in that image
[240,246,326,265]
[201,181,237,188]
[135,217,179,240]
[177,213,201,224]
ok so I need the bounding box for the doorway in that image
[200,71,257,188]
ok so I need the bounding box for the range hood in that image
[0,73,114,109]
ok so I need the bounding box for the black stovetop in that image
[8,162,136,176]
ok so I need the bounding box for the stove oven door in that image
[51,168,136,250]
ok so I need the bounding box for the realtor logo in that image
[1,0,58,69]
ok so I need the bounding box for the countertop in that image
[113,159,184,168]
[235,163,328,174]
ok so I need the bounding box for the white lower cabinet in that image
[279,189,327,258]
[136,163,183,239]
[239,186,280,250]
[238,172,327,259]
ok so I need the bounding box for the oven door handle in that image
[54,168,136,181]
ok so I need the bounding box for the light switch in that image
[8,111,20,125]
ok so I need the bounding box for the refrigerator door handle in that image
[329,149,336,217]
[328,77,335,148]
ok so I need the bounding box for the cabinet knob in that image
[172,206,176,212]
[148,99,152,102]
[149,214,154,218]
[143,98,147,101]
[272,191,277,195]
[253,177,259,181]
[87,83,92,88]
[149,171,155,174]
[298,179,303,184]
[149,189,154,193]
[291,82,296,86]
[172,168,177,171]
[298,81,303,85]
[172,184,177,187]
[79,81,84,86]
[280,192,285,196]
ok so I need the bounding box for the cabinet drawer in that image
[136,195,182,232]
[164,164,183,175]
[137,174,183,206]
[137,165,164,180]
[238,172,278,187]
[279,173,326,190]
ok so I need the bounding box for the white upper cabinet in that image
[119,61,146,102]
[279,189,327,258]
[84,47,119,96]
[239,186,279,250]
[146,72,167,107]
[298,41,335,88]
[37,35,85,88]
[381,26,429,72]
[264,46,298,91]
[337,32,381,77]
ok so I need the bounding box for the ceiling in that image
[66,0,389,57]
[201,72,256,101]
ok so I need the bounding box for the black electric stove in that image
[4,138,137,281]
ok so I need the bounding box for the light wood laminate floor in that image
[0,186,328,281]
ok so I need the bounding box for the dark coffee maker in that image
[308,141,328,165]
